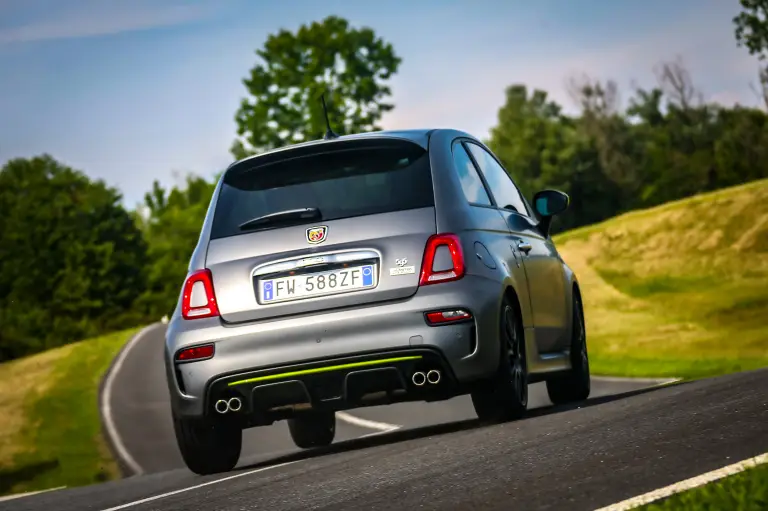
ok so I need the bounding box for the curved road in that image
[4,323,768,511]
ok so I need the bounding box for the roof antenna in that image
[320,93,339,140]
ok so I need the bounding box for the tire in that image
[172,413,242,475]
[471,296,528,422]
[546,290,591,404]
[288,410,336,448]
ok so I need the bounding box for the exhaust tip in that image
[228,397,242,412]
[214,399,229,414]
[412,371,426,386]
[426,369,441,384]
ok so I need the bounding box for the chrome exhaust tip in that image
[426,369,441,384]
[214,399,230,414]
[412,371,426,386]
[228,397,242,412]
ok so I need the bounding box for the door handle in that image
[517,241,533,254]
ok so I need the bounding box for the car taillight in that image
[425,309,472,325]
[419,233,465,286]
[175,344,215,362]
[181,269,219,320]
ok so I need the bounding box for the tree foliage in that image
[231,15,401,159]
[734,0,768,58]
[734,0,768,107]
[0,156,148,361]
[136,176,217,319]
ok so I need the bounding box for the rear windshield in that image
[210,140,434,239]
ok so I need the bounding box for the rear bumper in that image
[205,348,457,423]
[165,274,501,418]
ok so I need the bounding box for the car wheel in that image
[172,413,242,475]
[471,296,528,422]
[546,291,591,404]
[288,410,336,448]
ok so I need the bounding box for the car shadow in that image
[237,380,688,472]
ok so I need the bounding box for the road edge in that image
[98,323,162,478]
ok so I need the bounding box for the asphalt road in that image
[4,324,767,511]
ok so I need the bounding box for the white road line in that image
[360,427,401,438]
[595,452,768,511]
[99,462,297,511]
[652,378,682,387]
[591,376,681,385]
[336,411,401,433]
[100,323,163,477]
[0,486,66,502]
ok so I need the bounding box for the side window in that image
[466,143,529,216]
[452,142,492,206]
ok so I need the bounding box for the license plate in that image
[259,264,377,304]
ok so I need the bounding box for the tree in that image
[734,0,768,57]
[734,0,768,108]
[653,58,702,111]
[567,74,641,208]
[137,175,217,318]
[0,156,148,361]
[231,15,401,159]
[487,84,564,199]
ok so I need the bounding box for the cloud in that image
[0,1,216,45]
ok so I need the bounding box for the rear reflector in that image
[175,344,215,362]
[425,309,472,325]
[181,269,219,320]
[419,233,465,286]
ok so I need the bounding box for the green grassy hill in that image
[0,328,139,496]
[554,178,768,379]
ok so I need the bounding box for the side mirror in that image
[532,189,569,237]
[533,189,569,217]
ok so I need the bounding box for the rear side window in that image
[466,143,530,217]
[452,142,492,206]
[211,140,434,239]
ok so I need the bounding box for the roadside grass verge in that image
[554,178,768,379]
[0,327,140,496]
[638,462,768,511]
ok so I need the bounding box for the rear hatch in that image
[205,137,437,324]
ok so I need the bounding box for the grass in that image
[0,327,140,497]
[553,178,768,379]
[638,462,768,510]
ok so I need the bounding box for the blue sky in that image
[0,0,760,208]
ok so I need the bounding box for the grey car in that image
[164,128,590,475]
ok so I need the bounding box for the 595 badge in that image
[389,257,415,276]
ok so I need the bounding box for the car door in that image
[465,142,569,353]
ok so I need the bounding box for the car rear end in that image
[165,134,498,422]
